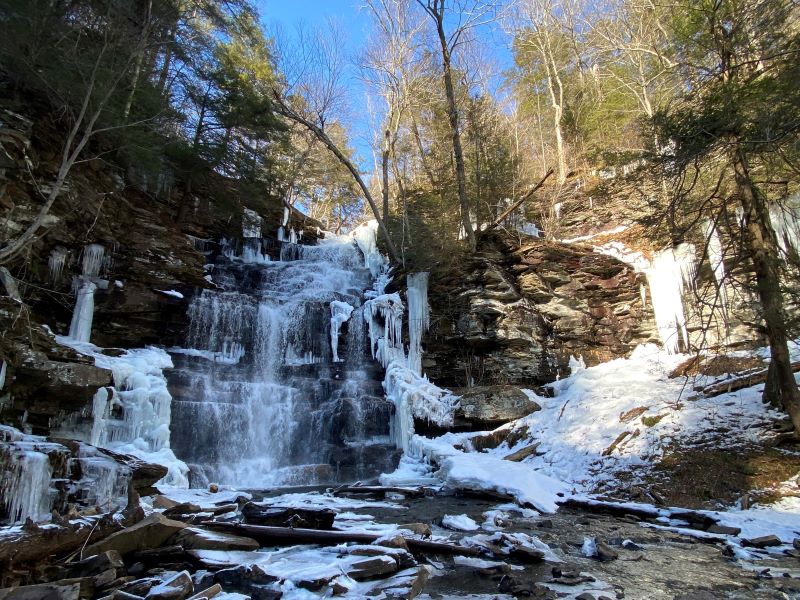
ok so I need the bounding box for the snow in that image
[441,514,480,531]
[156,289,184,299]
[581,536,598,557]
[436,452,568,514]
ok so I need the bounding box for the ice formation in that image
[363,293,404,368]
[81,243,106,278]
[68,280,96,342]
[406,272,429,376]
[769,198,800,259]
[351,221,387,278]
[170,226,395,487]
[0,432,54,523]
[330,301,354,362]
[644,244,696,354]
[703,219,728,321]
[0,360,5,391]
[242,208,263,239]
[57,338,189,487]
[48,246,68,283]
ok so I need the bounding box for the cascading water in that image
[168,226,400,488]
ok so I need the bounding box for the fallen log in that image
[200,522,483,557]
[241,504,335,529]
[331,485,426,499]
[688,361,800,400]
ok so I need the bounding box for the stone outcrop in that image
[423,231,658,388]
[453,385,540,429]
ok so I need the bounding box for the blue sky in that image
[256,1,514,171]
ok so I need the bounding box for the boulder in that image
[83,514,187,557]
[454,386,540,428]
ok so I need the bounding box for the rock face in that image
[424,232,658,387]
[453,386,540,429]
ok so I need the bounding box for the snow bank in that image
[438,453,567,514]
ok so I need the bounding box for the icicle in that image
[82,244,105,277]
[554,202,562,219]
[406,273,430,376]
[703,220,728,321]
[69,280,96,342]
[0,449,53,523]
[282,206,290,227]
[0,360,6,390]
[277,226,286,242]
[363,293,404,368]
[330,301,354,362]
[48,247,68,284]
[644,243,696,354]
[242,208,262,239]
[289,229,298,244]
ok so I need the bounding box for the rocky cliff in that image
[421,231,659,389]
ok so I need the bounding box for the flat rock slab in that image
[83,514,187,557]
[170,527,259,551]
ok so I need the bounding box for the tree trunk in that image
[382,129,390,221]
[430,7,475,250]
[734,145,800,433]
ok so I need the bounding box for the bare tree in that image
[272,21,400,261]
[0,5,156,265]
[416,0,503,251]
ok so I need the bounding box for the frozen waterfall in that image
[169,223,399,487]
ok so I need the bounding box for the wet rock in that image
[346,556,398,581]
[621,540,643,551]
[241,503,335,530]
[741,534,782,548]
[84,514,188,557]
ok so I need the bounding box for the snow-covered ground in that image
[380,342,800,554]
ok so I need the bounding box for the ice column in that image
[703,220,728,321]
[645,243,696,354]
[330,301,354,362]
[69,280,97,342]
[0,448,53,524]
[406,272,430,376]
[770,200,800,259]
